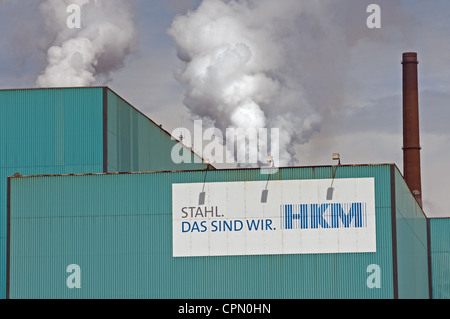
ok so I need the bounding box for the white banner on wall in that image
[172,178,376,257]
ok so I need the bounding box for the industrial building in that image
[1,53,450,299]
[5,164,429,299]
[0,87,208,299]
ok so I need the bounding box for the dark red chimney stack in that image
[402,52,422,208]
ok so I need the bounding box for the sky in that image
[0,0,449,217]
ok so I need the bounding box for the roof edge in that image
[8,163,396,179]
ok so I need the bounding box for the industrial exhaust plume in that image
[36,0,137,87]
[167,0,371,167]
[168,0,337,167]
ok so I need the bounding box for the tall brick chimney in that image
[402,52,422,208]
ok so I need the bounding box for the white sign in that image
[172,178,376,257]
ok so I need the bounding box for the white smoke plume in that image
[36,0,137,87]
[168,0,375,166]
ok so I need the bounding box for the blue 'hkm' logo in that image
[281,203,367,230]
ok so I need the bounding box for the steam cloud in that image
[36,0,137,87]
[168,0,368,166]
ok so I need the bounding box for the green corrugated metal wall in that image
[393,169,429,298]
[0,87,104,300]
[106,89,206,172]
[8,165,407,299]
[0,87,208,299]
[429,218,450,299]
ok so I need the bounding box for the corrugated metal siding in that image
[106,89,207,173]
[429,218,450,299]
[0,88,104,171]
[9,165,396,299]
[1,87,210,299]
[0,88,105,299]
[393,168,429,298]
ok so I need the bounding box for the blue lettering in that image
[330,203,363,228]
[223,220,233,231]
[210,220,244,232]
[182,221,191,232]
[311,203,330,229]
[247,219,261,231]
[191,221,200,232]
[281,202,367,230]
[284,204,307,229]
[300,204,307,229]
[182,221,207,232]
[285,205,292,229]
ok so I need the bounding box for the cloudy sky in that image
[0,0,449,217]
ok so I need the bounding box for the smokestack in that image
[402,52,422,208]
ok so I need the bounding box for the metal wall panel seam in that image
[390,165,398,299]
[6,177,10,299]
[426,218,433,299]
[103,88,108,173]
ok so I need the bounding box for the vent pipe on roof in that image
[402,52,422,208]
